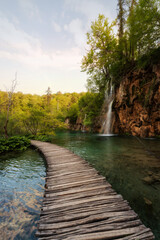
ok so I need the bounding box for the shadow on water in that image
[0,149,45,240]
[52,131,160,240]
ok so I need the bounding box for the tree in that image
[117,0,126,60]
[127,0,160,60]
[66,103,79,124]
[78,92,104,127]
[23,107,44,135]
[0,90,84,137]
[127,0,137,61]
[46,87,52,106]
[81,14,117,94]
[4,74,17,138]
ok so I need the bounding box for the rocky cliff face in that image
[65,117,91,132]
[67,64,160,138]
[112,64,160,137]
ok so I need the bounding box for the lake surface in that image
[0,132,160,239]
[52,131,160,240]
[0,149,45,240]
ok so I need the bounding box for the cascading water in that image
[101,84,114,135]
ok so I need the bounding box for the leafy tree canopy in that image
[82,14,117,94]
[82,0,160,92]
[0,90,83,137]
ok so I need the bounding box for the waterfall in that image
[101,84,114,135]
[104,97,113,134]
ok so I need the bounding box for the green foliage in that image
[82,14,117,92]
[78,92,104,127]
[30,134,55,142]
[0,90,83,137]
[137,47,160,69]
[67,103,79,124]
[127,0,160,59]
[0,136,30,153]
[66,92,104,128]
[82,0,160,92]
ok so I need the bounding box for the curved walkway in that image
[31,140,154,240]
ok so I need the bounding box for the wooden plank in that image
[36,220,143,239]
[40,200,131,216]
[38,204,132,224]
[39,201,131,221]
[46,175,105,186]
[45,185,110,197]
[46,173,100,183]
[46,168,99,179]
[42,194,123,211]
[38,210,138,230]
[63,226,146,240]
[44,186,112,199]
[36,225,146,239]
[36,215,140,238]
[46,176,106,190]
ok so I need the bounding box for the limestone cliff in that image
[112,64,160,137]
[67,63,160,137]
[65,117,91,132]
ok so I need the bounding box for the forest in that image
[0,0,160,151]
[0,88,104,152]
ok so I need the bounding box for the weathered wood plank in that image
[46,168,98,179]
[38,210,138,230]
[42,194,123,212]
[38,204,132,224]
[45,185,110,197]
[39,201,131,221]
[31,140,154,240]
[43,189,114,202]
[40,199,132,216]
[63,226,146,240]
[46,176,106,190]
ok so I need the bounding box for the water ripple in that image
[0,149,45,240]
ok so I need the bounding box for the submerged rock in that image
[144,197,152,206]
[142,176,155,184]
[142,173,160,185]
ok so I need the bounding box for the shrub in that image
[0,136,30,153]
[31,134,54,142]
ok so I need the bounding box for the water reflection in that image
[0,149,45,240]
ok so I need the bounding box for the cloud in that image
[64,0,115,24]
[63,0,116,51]
[64,18,86,48]
[17,0,40,19]
[52,21,61,32]
[0,14,82,70]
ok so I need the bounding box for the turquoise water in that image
[52,131,160,239]
[0,149,45,240]
[0,133,160,239]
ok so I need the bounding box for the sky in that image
[0,0,117,95]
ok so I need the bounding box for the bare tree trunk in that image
[4,120,9,139]
[117,0,126,60]
[4,73,17,138]
[129,0,137,63]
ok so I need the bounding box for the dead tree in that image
[4,73,17,138]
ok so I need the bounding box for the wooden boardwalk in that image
[31,140,154,240]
